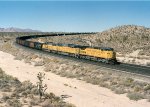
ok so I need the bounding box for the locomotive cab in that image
[101,48,117,64]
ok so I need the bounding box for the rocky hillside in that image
[84,25,150,55]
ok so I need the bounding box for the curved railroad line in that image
[15,33,150,79]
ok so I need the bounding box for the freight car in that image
[16,34,117,64]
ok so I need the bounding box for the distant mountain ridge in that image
[0,27,41,32]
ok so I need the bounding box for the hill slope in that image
[84,25,150,55]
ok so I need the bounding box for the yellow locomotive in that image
[42,43,117,64]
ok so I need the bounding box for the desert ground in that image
[0,25,150,107]
[0,50,150,107]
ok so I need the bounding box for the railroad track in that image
[15,33,150,79]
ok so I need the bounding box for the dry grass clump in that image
[144,84,150,91]
[127,92,145,101]
[1,43,12,51]
[60,72,75,78]
[118,77,134,87]
[0,68,21,91]
[41,98,75,107]
[29,97,40,106]
[14,55,23,61]
[31,54,38,59]
[41,92,75,107]
[114,88,127,94]
[14,81,36,96]
[6,99,22,107]
[1,94,10,102]
[0,42,19,55]
[34,61,45,66]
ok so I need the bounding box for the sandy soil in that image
[0,51,149,107]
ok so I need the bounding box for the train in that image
[16,34,118,64]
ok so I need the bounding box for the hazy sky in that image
[0,1,150,32]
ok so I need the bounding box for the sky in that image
[0,1,150,32]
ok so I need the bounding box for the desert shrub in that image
[110,85,119,91]
[41,99,75,107]
[110,81,118,85]
[11,92,20,99]
[100,75,111,82]
[51,102,64,107]
[0,70,21,91]
[14,56,22,60]
[2,94,10,102]
[41,99,53,107]
[114,88,126,94]
[127,92,145,101]
[65,103,76,107]
[44,93,56,102]
[15,81,34,93]
[22,98,27,103]
[21,91,28,98]
[126,78,134,83]
[24,89,31,94]
[52,59,60,63]
[31,54,38,59]
[65,73,75,78]
[83,76,92,83]
[31,87,39,95]
[24,59,31,64]
[99,82,109,88]
[6,99,22,107]
[28,94,35,99]
[134,86,142,92]
[144,84,150,91]
[83,75,111,86]
[0,68,4,76]
[29,98,40,106]
[90,78,100,85]
[1,85,12,92]
[42,94,64,107]
[119,78,134,87]
[2,43,12,51]
[34,61,45,66]
[60,72,70,77]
